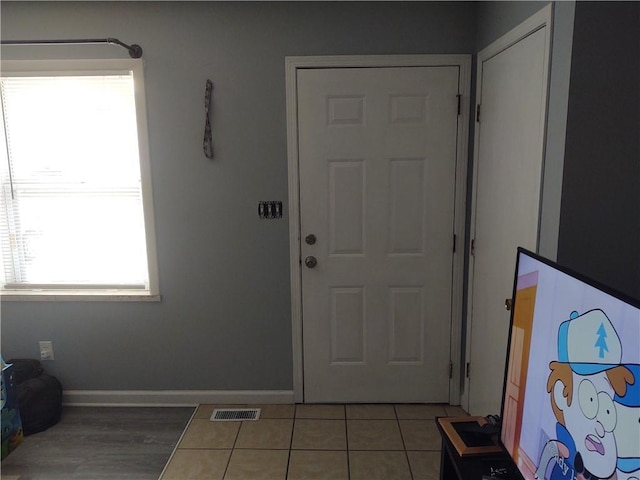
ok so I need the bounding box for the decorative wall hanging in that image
[203,79,214,159]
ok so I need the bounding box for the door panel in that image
[468,22,550,414]
[298,67,459,403]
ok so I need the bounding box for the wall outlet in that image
[39,341,54,361]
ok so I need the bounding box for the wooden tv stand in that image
[436,417,524,480]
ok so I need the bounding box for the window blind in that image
[0,72,150,288]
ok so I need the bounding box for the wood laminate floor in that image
[1,406,194,480]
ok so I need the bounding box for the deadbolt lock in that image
[305,234,317,245]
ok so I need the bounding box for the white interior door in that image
[466,7,552,415]
[297,66,460,403]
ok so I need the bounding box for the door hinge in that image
[456,94,461,115]
[476,104,481,122]
[471,238,475,256]
[449,361,453,379]
[466,362,470,378]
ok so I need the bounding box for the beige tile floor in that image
[159,403,468,480]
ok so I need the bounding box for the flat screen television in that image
[500,248,639,480]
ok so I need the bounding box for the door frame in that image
[461,5,553,413]
[285,55,471,404]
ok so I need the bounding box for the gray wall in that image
[476,1,550,51]
[4,1,636,396]
[557,1,640,300]
[0,1,477,391]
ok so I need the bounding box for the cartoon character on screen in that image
[613,363,639,480]
[536,309,634,480]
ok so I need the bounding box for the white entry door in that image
[297,66,460,403]
[466,7,552,415]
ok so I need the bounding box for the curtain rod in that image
[0,38,143,58]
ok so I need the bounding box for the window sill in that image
[0,290,161,302]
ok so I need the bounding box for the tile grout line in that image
[220,417,242,480]
[395,404,416,480]
[344,404,351,480]
[285,404,297,480]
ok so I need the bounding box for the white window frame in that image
[0,59,160,301]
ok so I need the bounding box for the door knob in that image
[305,234,317,245]
[505,298,513,311]
[305,256,318,268]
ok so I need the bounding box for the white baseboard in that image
[63,390,295,407]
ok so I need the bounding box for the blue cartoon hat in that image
[557,309,622,375]
[614,363,640,407]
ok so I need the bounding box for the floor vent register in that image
[210,408,261,421]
